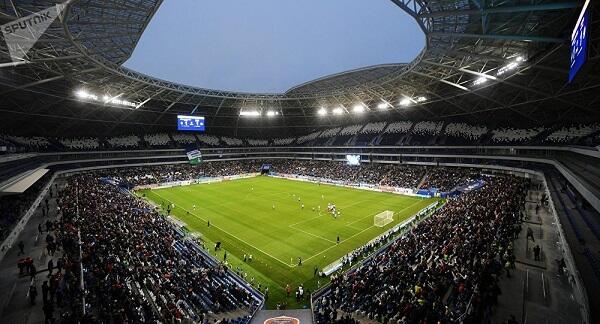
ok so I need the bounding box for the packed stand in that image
[314,176,527,323]
[92,160,431,190]
[108,161,262,187]
[421,167,480,192]
[56,174,261,322]
[272,160,426,189]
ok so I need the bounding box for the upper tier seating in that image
[338,124,363,136]
[172,133,198,145]
[221,137,244,146]
[361,122,387,134]
[383,121,413,134]
[3,135,51,150]
[144,133,171,147]
[107,135,140,148]
[273,137,296,146]
[197,134,220,146]
[412,121,443,136]
[491,127,545,143]
[319,127,342,138]
[444,123,488,140]
[297,131,321,144]
[59,137,100,150]
[546,124,600,143]
[246,139,269,146]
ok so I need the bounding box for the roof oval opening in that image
[124,0,425,94]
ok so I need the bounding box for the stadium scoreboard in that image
[177,115,205,131]
[569,0,590,83]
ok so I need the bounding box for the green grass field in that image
[138,176,436,308]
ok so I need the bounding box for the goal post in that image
[374,210,394,227]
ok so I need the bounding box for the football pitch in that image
[138,176,437,308]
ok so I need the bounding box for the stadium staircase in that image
[416,172,429,190]
[437,134,448,145]
[546,172,600,322]
[369,134,382,146]
[478,131,494,145]
[492,182,585,324]
[0,181,62,323]
[324,137,336,146]
[580,129,600,146]
[530,127,557,145]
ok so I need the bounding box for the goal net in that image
[374,210,394,227]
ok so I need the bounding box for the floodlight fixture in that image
[352,104,365,113]
[240,110,261,117]
[377,102,389,109]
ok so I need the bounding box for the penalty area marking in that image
[288,224,336,244]
[150,191,296,268]
[345,199,424,227]
[303,225,376,264]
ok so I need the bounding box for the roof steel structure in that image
[0,0,598,137]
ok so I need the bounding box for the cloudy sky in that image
[124,0,424,93]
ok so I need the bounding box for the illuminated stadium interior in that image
[0,1,599,324]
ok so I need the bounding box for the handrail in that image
[0,173,56,261]
[542,176,590,324]
[75,181,86,316]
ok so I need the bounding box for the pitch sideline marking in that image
[150,191,296,268]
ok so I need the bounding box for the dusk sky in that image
[124,0,424,93]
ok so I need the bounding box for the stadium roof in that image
[0,0,599,136]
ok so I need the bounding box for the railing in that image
[543,176,591,324]
[75,181,86,316]
[0,173,56,262]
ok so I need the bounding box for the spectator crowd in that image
[1,160,534,324]
[49,174,261,323]
[88,160,480,193]
[314,175,527,323]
